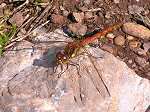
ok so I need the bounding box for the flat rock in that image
[0,29,150,112]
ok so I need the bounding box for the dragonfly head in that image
[56,51,69,64]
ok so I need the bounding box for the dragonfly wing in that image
[69,72,83,106]
[84,56,110,99]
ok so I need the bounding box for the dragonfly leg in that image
[7,73,19,95]
[57,64,69,78]
[69,61,81,77]
[53,64,58,74]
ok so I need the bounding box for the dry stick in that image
[19,17,35,30]
[28,1,54,33]
[8,16,36,44]
[5,1,54,49]
[84,8,102,12]
[6,0,29,42]
[12,0,29,14]
[136,13,150,28]
[5,20,50,49]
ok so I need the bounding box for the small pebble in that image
[141,9,149,15]
[114,35,125,46]
[126,35,136,41]
[132,63,137,68]
[84,12,93,19]
[129,41,141,48]
[128,59,132,64]
[9,12,24,27]
[79,6,88,12]
[83,0,91,5]
[1,3,6,8]
[73,12,84,23]
[106,33,115,39]
[62,10,69,17]
[51,14,67,25]
[59,6,65,11]
[122,22,150,40]
[128,5,144,14]
[68,23,87,36]
[105,12,111,19]
[146,49,150,57]
[137,48,147,56]
[135,57,147,67]
[113,0,120,3]
[143,42,150,52]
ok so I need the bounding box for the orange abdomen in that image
[79,23,122,47]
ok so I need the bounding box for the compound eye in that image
[58,59,62,63]
[58,56,61,59]
[63,56,67,60]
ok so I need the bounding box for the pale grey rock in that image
[72,12,84,23]
[0,29,150,112]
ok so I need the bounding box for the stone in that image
[106,33,115,39]
[68,23,87,36]
[135,57,148,67]
[114,35,125,46]
[113,0,120,3]
[122,22,150,40]
[51,14,67,25]
[73,12,84,23]
[143,42,150,52]
[83,0,91,5]
[9,11,24,27]
[0,28,149,112]
[84,11,93,19]
[129,41,141,48]
[62,10,69,17]
[126,35,136,41]
[128,5,144,14]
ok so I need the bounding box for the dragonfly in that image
[52,22,123,104]
[55,23,122,73]
[6,22,123,105]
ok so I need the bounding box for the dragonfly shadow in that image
[32,46,63,68]
[62,26,101,40]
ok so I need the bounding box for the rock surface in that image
[0,29,150,112]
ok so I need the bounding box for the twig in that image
[84,8,102,12]
[5,20,50,49]
[28,0,54,32]
[12,0,29,14]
